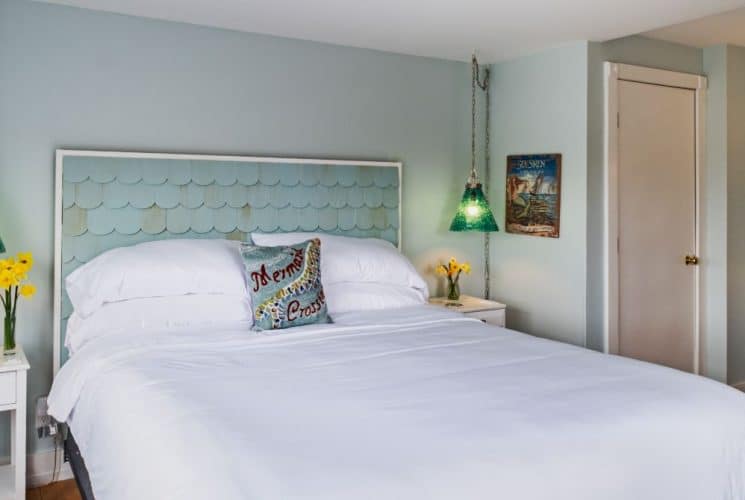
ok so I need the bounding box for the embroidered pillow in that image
[240,238,329,330]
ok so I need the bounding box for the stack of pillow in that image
[249,232,428,322]
[64,234,429,354]
[64,239,252,354]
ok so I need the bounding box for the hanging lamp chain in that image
[469,53,490,187]
[471,53,492,299]
[481,59,491,299]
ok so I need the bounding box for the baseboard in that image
[27,448,73,488]
[731,381,745,392]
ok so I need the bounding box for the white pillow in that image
[65,294,253,355]
[66,239,247,318]
[324,282,426,315]
[250,233,428,295]
[252,232,395,251]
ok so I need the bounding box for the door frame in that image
[603,62,707,373]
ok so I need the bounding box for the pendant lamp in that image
[449,53,498,298]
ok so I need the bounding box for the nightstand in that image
[0,346,29,500]
[429,295,507,327]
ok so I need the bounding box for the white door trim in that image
[603,62,707,373]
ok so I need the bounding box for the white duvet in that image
[48,306,745,500]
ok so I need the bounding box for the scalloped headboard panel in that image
[54,150,401,372]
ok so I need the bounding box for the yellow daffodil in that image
[437,258,471,279]
[19,284,36,298]
[0,251,36,354]
[0,271,12,290]
[17,253,33,271]
[438,257,471,300]
[12,263,28,280]
[0,259,14,273]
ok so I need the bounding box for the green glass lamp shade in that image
[449,183,499,232]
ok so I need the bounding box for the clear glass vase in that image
[4,314,16,356]
[447,281,460,301]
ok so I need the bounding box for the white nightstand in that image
[429,295,507,327]
[0,347,29,500]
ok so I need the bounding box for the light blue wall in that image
[593,36,704,73]
[725,46,745,384]
[0,0,475,455]
[489,42,589,346]
[703,45,729,382]
[700,44,745,384]
[585,36,705,352]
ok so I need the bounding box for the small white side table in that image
[0,346,29,500]
[429,295,507,327]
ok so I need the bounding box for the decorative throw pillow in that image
[240,238,329,330]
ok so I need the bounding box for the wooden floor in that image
[28,479,82,500]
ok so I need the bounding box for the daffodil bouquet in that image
[0,253,35,355]
[436,257,471,301]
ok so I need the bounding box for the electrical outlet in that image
[35,396,58,438]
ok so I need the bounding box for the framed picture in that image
[505,154,562,238]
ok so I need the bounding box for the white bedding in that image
[48,306,745,500]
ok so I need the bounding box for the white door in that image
[616,79,697,372]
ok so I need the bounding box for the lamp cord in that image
[484,68,490,299]
[472,53,491,299]
[470,55,477,183]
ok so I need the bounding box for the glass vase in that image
[4,314,15,356]
[447,281,460,301]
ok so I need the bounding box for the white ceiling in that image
[41,0,745,62]
[644,7,745,48]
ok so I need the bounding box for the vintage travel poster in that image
[505,154,561,238]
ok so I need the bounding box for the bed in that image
[48,151,745,500]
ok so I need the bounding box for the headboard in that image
[54,150,401,373]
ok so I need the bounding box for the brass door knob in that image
[685,255,699,266]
